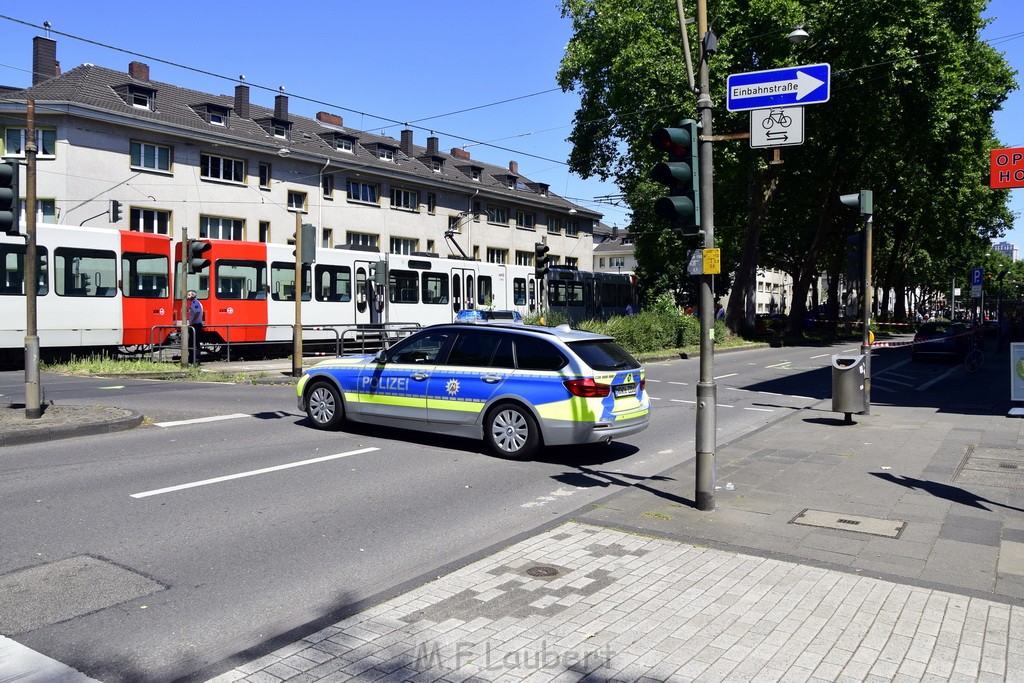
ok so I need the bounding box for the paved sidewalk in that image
[4,345,1024,681]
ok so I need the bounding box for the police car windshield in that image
[566,340,640,372]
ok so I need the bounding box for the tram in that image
[1,225,636,362]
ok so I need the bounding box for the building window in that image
[347,180,379,204]
[486,206,508,225]
[17,198,57,225]
[200,153,245,183]
[566,219,579,237]
[430,159,443,173]
[515,250,533,266]
[4,128,57,157]
[390,188,419,211]
[610,257,626,268]
[322,174,334,200]
[321,228,334,248]
[199,215,244,240]
[288,191,307,212]
[472,200,482,221]
[129,141,171,171]
[259,163,271,189]
[599,258,606,268]
[378,148,395,162]
[471,168,482,181]
[426,193,436,214]
[390,237,418,255]
[209,113,225,126]
[273,123,288,139]
[566,257,579,268]
[131,90,153,110]
[129,207,170,235]
[347,232,378,248]
[259,221,270,243]
[516,210,535,229]
[486,248,508,264]
[337,139,354,153]
[547,217,561,234]
[426,240,435,252]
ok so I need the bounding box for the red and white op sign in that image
[991,147,1024,189]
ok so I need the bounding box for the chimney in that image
[400,129,414,157]
[274,94,288,120]
[451,147,471,160]
[234,85,250,119]
[32,36,58,85]
[316,111,343,127]
[427,136,439,156]
[128,61,150,81]
[509,160,519,176]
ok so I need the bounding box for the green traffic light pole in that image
[694,0,717,511]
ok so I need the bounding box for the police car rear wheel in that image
[307,382,344,430]
[486,403,539,459]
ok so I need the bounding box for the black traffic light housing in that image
[651,119,700,235]
[534,242,550,278]
[186,238,212,274]
[292,222,317,264]
[0,160,21,236]
[109,199,123,223]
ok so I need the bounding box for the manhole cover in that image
[955,446,1024,489]
[790,509,906,538]
[526,565,559,577]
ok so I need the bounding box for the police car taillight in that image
[563,378,611,398]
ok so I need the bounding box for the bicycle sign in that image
[750,106,804,148]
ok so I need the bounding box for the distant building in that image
[992,241,1019,262]
[592,224,635,276]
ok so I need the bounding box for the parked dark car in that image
[911,322,970,362]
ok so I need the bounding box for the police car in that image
[296,322,650,459]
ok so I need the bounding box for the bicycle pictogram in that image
[761,108,794,130]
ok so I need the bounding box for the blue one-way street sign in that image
[727,63,831,112]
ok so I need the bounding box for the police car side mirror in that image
[374,349,387,364]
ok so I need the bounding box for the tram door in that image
[451,267,476,318]
[354,260,377,325]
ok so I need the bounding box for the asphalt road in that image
[0,338,966,681]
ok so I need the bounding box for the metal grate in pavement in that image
[789,508,906,538]
[954,446,1024,490]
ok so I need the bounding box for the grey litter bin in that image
[831,354,866,421]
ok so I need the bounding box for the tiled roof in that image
[6,64,599,219]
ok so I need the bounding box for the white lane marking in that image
[646,378,662,382]
[917,365,960,391]
[671,399,695,404]
[873,377,914,387]
[810,353,830,359]
[766,361,790,368]
[668,381,688,385]
[714,373,738,380]
[131,447,380,498]
[744,407,775,412]
[649,397,663,400]
[154,413,251,428]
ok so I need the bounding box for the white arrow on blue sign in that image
[727,63,831,112]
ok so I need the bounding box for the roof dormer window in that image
[132,91,152,109]
[471,168,481,181]
[379,148,395,162]
[115,83,157,111]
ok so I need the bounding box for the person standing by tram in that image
[186,289,204,365]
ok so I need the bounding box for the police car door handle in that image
[481,374,503,384]
[411,372,429,382]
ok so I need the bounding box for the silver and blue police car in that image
[296,322,650,459]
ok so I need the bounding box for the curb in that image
[0,406,145,448]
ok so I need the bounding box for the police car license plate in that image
[613,383,636,398]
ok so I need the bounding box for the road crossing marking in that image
[130,447,380,498]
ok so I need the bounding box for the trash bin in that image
[831,354,866,420]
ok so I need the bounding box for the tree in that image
[557,0,1017,330]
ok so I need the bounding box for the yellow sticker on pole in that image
[703,248,721,275]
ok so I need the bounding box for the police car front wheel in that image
[485,402,539,460]
[306,381,345,430]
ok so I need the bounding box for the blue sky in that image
[0,1,1020,247]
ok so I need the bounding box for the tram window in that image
[513,278,527,306]
[466,275,475,307]
[356,267,368,312]
[422,272,449,304]
[618,284,632,307]
[389,269,419,303]
[602,282,616,307]
[0,244,48,295]
[478,275,493,306]
[568,284,584,306]
[271,261,311,301]
[314,264,352,302]
[548,282,566,306]
[217,260,265,301]
[122,252,169,298]
[55,247,117,297]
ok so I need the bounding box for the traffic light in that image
[0,160,21,236]
[186,238,211,274]
[109,199,123,223]
[840,190,873,215]
[292,222,316,264]
[534,242,550,278]
[650,119,700,234]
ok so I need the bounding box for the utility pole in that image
[180,227,190,370]
[693,0,718,511]
[24,100,41,419]
[292,209,304,377]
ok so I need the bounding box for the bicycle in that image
[964,332,985,373]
